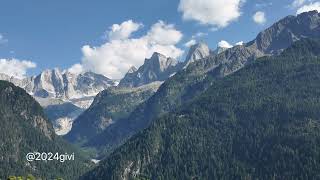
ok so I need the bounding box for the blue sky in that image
[0,0,319,79]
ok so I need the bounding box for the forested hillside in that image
[0,81,91,179]
[82,39,320,179]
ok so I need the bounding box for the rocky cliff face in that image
[119,43,212,88]
[202,10,320,78]
[118,52,182,87]
[247,10,320,55]
[184,42,211,68]
[30,69,116,102]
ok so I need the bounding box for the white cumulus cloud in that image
[178,0,244,28]
[106,20,142,40]
[68,63,84,75]
[218,40,233,48]
[217,40,244,49]
[296,2,320,14]
[253,11,266,24]
[235,41,244,46]
[146,21,183,45]
[73,20,183,79]
[0,58,36,79]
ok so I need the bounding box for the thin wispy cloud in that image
[0,34,8,44]
[255,2,273,9]
[184,32,209,48]
[291,0,306,8]
[192,32,208,39]
[184,39,196,47]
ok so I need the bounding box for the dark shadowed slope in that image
[65,82,162,146]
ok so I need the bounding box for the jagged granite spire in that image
[118,52,181,87]
[184,42,210,68]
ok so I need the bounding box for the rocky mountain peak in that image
[118,52,181,87]
[146,52,178,72]
[127,66,138,74]
[34,68,65,98]
[150,52,167,59]
[184,42,210,68]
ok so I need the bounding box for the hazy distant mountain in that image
[119,43,213,88]
[0,69,117,135]
[0,80,90,179]
[118,52,182,88]
[78,11,320,162]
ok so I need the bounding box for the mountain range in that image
[64,41,214,158]
[118,52,182,88]
[0,69,117,135]
[67,11,320,160]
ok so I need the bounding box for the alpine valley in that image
[0,9,320,180]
